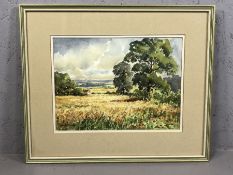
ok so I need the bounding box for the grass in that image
[55,87,180,130]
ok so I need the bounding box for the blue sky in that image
[53,37,183,80]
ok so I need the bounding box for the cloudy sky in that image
[53,37,183,80]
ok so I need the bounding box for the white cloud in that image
[54,38,135,80]
[53,37,183,80]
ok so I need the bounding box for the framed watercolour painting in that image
[20,5,215,163]
[52,35,184,131]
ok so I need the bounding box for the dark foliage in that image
[113,61,133,94]
[54,71,85,96]
[165,75,181,92]
[124,38,178,98]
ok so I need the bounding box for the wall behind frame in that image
[0,0,232,174]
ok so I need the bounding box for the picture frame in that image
[20,4,215,163]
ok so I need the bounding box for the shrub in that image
[150,89,181,106]
[72,87,86,96]
[132,89,149,100]
[55,71,86,96]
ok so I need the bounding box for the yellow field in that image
[56,88,180,130]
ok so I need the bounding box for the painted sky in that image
[53,37,183,80]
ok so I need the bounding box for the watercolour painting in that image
[52,36,184,131]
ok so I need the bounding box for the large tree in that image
[123,38,178,98]
[113,61,133,94]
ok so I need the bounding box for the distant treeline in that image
[164,75,181,92]
[79,82,108,87]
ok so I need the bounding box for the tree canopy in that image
[126,38,178,97]
[113,61,133,94]
[113,38,179,99]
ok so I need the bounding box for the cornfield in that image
[56,88,180,130]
